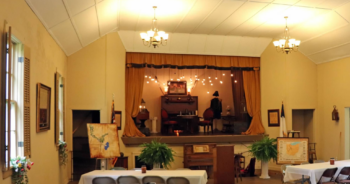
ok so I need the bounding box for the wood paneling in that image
[217,145,235,184]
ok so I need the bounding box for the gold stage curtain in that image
[242,70,265,135]
[126,53,260,69]
[123,67,146,137]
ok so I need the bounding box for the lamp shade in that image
[140,33,147,39]
[147,30,155,37]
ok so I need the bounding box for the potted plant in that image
[248,136,277,179]
[138,140,175,169]
[10,156,34,184]
[58,140,68,165]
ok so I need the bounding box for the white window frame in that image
[2,33,24,178]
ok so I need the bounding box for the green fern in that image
[138,140,175,169]
[248,136,277,162]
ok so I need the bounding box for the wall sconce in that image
[140,99,146,112]
[332,105,339,121]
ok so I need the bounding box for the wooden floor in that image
[68,174,281,184]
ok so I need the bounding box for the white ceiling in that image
[25,0,350,64]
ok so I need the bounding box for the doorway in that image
[72,110,100,181]
[292,109,315,141]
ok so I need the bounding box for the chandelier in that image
[140,6,168,48]
[273,16,301,54]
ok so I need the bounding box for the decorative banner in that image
[87,123,120,158]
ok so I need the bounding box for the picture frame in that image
[193,145,209,153]
[36,83,51,132]
[268,109,280,127]
[114,111,122,130]
[168,81,187,95]
[277,137,309,164]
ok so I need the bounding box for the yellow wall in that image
[0,0,68,183]
[260,43,318,169]
[67,32,127,173]
[317,57,350,161]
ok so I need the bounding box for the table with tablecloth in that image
[284,160,350,184]
[78,170,208,184]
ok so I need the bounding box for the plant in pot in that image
[138,140,175,169]
[248,136,277,179]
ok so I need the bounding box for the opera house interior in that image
[1,0,350,184]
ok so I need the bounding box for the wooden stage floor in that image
[122,131,264,146]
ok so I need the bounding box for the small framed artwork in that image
[277,137,309,164]
[193,145,209,153]
[168,81,187,95]
[37,83,51,132]
[268,109,280,127]
[114,111,122,130]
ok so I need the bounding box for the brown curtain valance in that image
[126,53,260,70]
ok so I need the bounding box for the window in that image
[55,72,65,144]
[2,31,24,174]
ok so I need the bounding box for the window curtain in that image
[123,67,146,137]
[241,70,265,135]
[126,53,260,70]
[231,70,245,121]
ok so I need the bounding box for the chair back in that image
[142,176,165,184]
[318,168,338,184]
[203,108,214,120]
[166,177,190,184]
[335,167,350,182]
[161,109,168,119]
[117,176,141,184]
[92,177,116,184]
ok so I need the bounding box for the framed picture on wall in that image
[268,109,280,127]
[168,81,187,95]
[114,111,122,130]
[277,137,309,164]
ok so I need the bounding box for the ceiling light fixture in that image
[273,16,300,54]
[140,6,168,48]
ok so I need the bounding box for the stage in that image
[122,132,265,146]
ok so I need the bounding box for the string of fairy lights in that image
[144,67,238,95]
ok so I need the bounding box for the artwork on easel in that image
[87,123,120,158]
[277,137,309,164]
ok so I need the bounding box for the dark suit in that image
[210,98,222,119]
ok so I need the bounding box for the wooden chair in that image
[117,176,141,184]
[198,108,214,133]
[234,154,243,183]
[161,109,178,134]
[92,177,116,184]
[317,168,338,184]
[309,143,317,163]
[142,176,165,184]
[166,177,190,184]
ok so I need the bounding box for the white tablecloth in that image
[78,170,208,184]
[284,160,350,184]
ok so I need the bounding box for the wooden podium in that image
[184,144,235,184]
